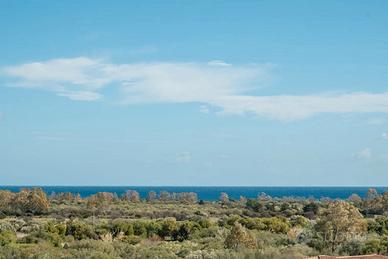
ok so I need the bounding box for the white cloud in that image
[212,93,388,121]
[2,57,269,104]
[357,148,372,159]
[207,60,231,67]
[382,133,388,140]
[4,57,388,121]
[2,57,108,101]
[58,91,102,101]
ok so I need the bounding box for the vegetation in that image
[0,188,386,258]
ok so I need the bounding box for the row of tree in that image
[0,188,50,215]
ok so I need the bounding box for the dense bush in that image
[0,188,386,258]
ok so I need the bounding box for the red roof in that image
[307,255,388,259]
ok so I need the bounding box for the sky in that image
[0,0,388,186]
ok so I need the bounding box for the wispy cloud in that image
[3,57,388,121]
[2,57,107,101]
[213,93,388,121]
[57,91,102,101]
[2,57,269,103]
[357,148,372,159]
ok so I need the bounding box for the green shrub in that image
[66,220,97,240]
[0,230,16,246]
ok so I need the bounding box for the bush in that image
[158,218,178,239]
[19,230,62,247]
[111,220,134,237]
[225,222,256,249]
[66,220,97,240]
[368,217,388,235]
[0,230,16,246]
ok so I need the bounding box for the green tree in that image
[315,200,366,252]
[224,222,256,249]
[158,217,178,240]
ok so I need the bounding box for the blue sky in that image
[1,0,388,186]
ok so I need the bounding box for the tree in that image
[159,217,178,239]
[177,192,198,203]
[315,200,366,252]
[11,188,50,215]
[224,222,256,249]
[0,190,14,214]
[174,221,201,241]
[123,190,140,203]
[159,191,171,201]
[147,191,157,202]
[348,193,362,205]
[366,188,379,201]
[239,196,247,204]
[257,192,271,200]
[382,191,388,215]
[219,192,229,203]
[87,192,114,219]
[26,188,50,214]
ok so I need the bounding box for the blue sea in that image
[0,186,387,201]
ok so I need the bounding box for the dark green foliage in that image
[111,220,134,237]
[66,220,97,240]
[303,202,319,219]
[174,221,201,241]
[158,217,178,239]
[368,216,388,235]
[239,216,291,234]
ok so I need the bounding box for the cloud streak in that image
[2,57,269,103]
[3,57,388,121]
[357,148,372,159]
[213,92,388,121]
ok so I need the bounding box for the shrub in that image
[225,222,256,249]
[66,220,96,240]
[0,230,16,246]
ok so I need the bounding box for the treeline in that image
[0,188,387,258]
[0,188,387,218]
[0,188,50,215]
[50,190,199,204]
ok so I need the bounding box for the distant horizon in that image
[1,185,387,188]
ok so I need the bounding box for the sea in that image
[0,186,387,201]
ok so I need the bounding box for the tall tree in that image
[315,200,366,252]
